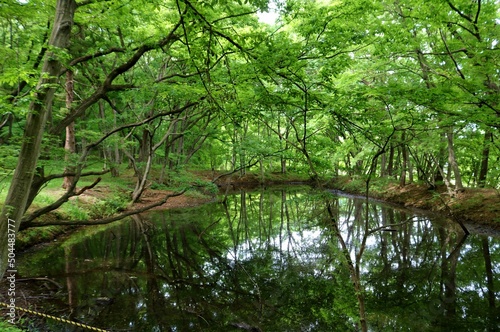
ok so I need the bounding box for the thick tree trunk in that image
[0,0,77,279]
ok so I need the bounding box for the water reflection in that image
[15,188,500,331]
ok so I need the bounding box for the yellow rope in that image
[0,301,108,332]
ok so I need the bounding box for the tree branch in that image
[445,0,472,22]
[367,217,414,235]
[474,0,481,24]
[41,169,110,184]
[21,177,102,226]
[68,47,125,66]
[439,29,465,80]
[24,190,187,227]
[50,19,183,134]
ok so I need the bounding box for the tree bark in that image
[0,0,77,279]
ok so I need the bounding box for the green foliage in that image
[61,199,90,221]
[191,178,219,196]
[155,169,218,197]
[88,193,129,219]
[0,320,25,332]
[0,145,18,177]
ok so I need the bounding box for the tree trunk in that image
[387,144,394,177]
[446,129,463,191]
[0,0,77,279]
[62,70,76,190]
[380,153,386,177]
[478,131,492,188]
[434,135,447,185]
[0,113,13,144]
[132,153,153,203]
[399,132,408,187]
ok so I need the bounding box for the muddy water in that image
[10,187,500,331]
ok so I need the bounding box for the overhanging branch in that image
[24,190,187,227]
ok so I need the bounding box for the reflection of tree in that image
[481,237,497,327]
[325,196,442,331]
[64,245,77,316]
[326,198,368,332]
[17,188,500,331]
[437,227,467,325]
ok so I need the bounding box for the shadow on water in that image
[7,187,500,331]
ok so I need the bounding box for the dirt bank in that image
[332,177,500,234]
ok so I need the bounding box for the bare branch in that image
[211,11,257,24]
[87,100,199,150]
[155,71,202,83]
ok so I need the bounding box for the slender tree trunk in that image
[0,0,77,279]
[380,153,387,177]
[446,129,463,191]
[132,153,153,202]
[399,132,408,187]
[478,131,492,188]
[98,101,120,177]
[387,144,394,177]
[62,70,76,190]
[434,135,446,184]
[0,113,13,144]
[408,155,413,183]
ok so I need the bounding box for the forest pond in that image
[13,187,500,331]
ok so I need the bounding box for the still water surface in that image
[16,187,500,331]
